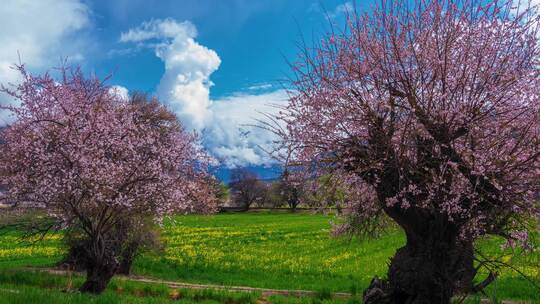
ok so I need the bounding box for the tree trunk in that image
[79,237,119,294]
[116,242,139,275]
[336,204,343,215]
[79,257,118,294]
[117,254,134,276]
[363,214,475,304]
[290,203,298,212]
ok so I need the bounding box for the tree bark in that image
[79,257,118,294]
[79,236,120,294]
[117,255,134,276]
[363,213,475,304]
[116,241,139,275]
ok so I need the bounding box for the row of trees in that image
[226,168,351,212]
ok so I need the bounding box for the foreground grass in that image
[0,269,363,304]
[0,269,517,304]
[0,212,539,302]
[0,269,263,304]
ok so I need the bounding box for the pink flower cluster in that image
[0,65,216,227]
[281,0,540,242]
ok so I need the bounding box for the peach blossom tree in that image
[279,0,540,302]
[0,65,216,293]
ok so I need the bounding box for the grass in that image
[135,213,400,292]
[0,269,262,304]
[0,212,539,303]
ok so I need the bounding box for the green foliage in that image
[215,182,230,204]
[304,174,347,210]
[265,182,286,208]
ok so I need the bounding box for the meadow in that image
[0,212,539,303]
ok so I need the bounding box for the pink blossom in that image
[0,65,217,228]
[279,0,540,246]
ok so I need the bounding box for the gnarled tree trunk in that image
[78,236,120,294]
[363,211,475,304]
[79,256,118,294]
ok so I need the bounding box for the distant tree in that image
[228,169,265,211]
[277,169,304,212]
[278,0,540,302]
[263,141,306,211]
[265,182,286,208]
[216,182,230,205]
[305,174,347,213]
[0,65,216,293]
[206,178,230,208]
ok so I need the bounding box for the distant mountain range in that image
[211,164,282,184]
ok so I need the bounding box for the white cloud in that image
[246,83,273,91]
[121,19,220,131]
[121,19,288,167]
[205,90,289,167]
[120,19,197,43]
[0,0,90,126]
[328,2,353,19]
[107,48,136,58]
[109,85,129,101]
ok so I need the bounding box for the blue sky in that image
[0,0,371,175]
[89,0,365,97]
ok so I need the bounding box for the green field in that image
[0,212,539,303]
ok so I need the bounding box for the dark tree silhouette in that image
[229,169,266,211]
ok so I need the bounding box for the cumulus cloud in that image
[205,90,289,167]
[334,2,353,14]
[0,0,90,126]
[120,19,197,43]
[120,19,220,131]
[121,19,287,167]
[310,1,353,20]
